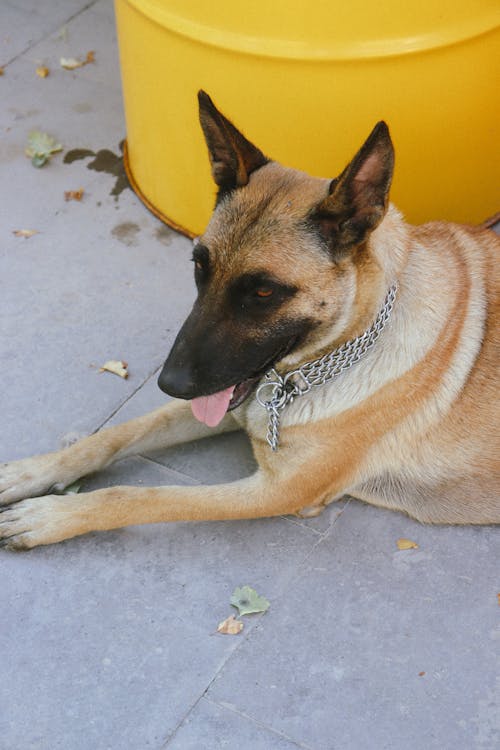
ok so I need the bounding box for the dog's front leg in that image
[0,469,305,550]
[0,400,239,505]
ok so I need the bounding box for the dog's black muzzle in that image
[158,299,314,402]
[157,302,234,400]
[157,344,199,400]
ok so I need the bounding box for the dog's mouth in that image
[190,338,298,428]
[228,376,262,410]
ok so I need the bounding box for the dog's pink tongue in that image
[191,386,235,427]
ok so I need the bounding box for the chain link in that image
[256,283,397,451]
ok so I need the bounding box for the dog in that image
[1,91,499,549]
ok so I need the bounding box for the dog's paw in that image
[0,455,76,506]
[0,494,85,550]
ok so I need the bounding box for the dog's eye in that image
[255,287,273,298]
[191,244,210,279]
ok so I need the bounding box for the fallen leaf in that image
[397,538,419,550]
[217,615,244,635]
[13,229,38,238]
[418,671,426,677]
[0,67,4,76]
[99,360,128,379]
[230,586,270,616]
[64,188,84,201]
[60,57,82,70]
[60,51,95,70]
[61,481,81,495]
[497,593,500,607]
[25,130,62,167]
[36,66,49,78]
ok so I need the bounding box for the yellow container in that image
[115,0,500,236]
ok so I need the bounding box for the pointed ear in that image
[311,122,394,256]
[198,90,269,198]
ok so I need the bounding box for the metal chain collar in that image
[255,283,398,451]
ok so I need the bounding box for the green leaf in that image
[31,154,48,168]
[230,586,270,616]
[61,481,81,495]
[25,130,62,167]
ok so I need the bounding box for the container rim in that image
[122,0,500,61]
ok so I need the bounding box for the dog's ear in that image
[198,90,269,198]
[311,121,394,256]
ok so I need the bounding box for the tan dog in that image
[1,91,499,549]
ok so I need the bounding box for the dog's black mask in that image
[158,295,312,406]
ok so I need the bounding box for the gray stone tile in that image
[207,500,500,750]
[0,174,195,460]
[147,430,259,485]
[20,1,121,89]
[167,697,307,749]
[1,54,125,145]
[1,0,94,63]
[80,454,200,491]
[1,4,38,63]
[1,469,320,750]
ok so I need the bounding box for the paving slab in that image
[207,499,500,750]
[1,0,93,64]
[0,170,194,459]
[21,0,121,89]
[0,453,324,750]
[167,697,308,750]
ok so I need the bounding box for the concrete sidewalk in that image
[1,2,498,748]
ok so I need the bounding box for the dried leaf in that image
[99,360,128,379]
[64,188,84,201]
[217,615,244,635]
[25,130,62,167]
[497,593,500,607]
[13,229,38,238]
[60,51,95,70]
[0,67,5,76]
[230,586,270,616]
[60,57,83,70]
[36,66,49,78]
[397,538,419,550]
[418,671,426,677]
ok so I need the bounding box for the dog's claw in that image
[0,535,26,550]
[0,494,86,550]
[0,534,34,551]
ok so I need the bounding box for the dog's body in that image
[1,92,499,549]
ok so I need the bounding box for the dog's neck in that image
[256,282,398,450]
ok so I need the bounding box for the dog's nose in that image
[157,362,196,399]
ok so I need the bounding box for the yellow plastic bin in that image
[115,0,500,237]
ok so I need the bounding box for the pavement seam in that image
[95,364,163,432]
[2,0,100,68]
[158,616,266,749]
[158,514,341,748]
[265,497,352,608]
[201,695,316,750]
[137,454,203,486]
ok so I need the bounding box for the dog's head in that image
[158,91,395,426]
